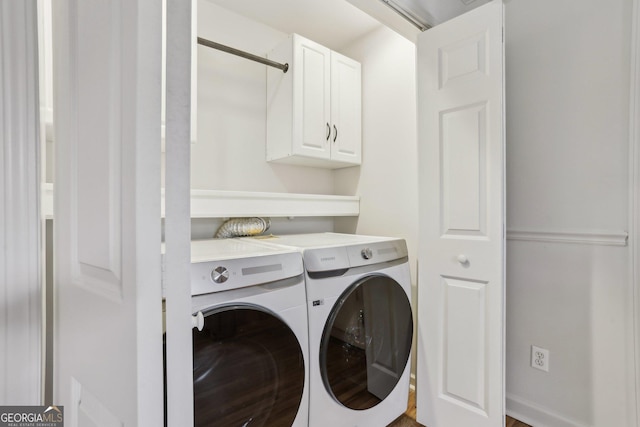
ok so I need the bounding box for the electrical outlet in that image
[531,345,549,372]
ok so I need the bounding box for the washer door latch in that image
[192,311,204,331]
[312,300,324,307]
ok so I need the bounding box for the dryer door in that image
[189,305,306,427]
[320,274,413,410]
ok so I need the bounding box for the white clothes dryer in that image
[248,233,413,427]
[163,239,309,427]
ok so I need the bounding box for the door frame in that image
[164,0,194,425]
[631,0,640,423]
[0,0,43,405]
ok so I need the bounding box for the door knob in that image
[457,254,469,264]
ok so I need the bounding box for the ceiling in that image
[205,0,491,48]
[205,0,384,50]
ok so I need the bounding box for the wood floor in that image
[185,311,529,427]
[388,391,531,427]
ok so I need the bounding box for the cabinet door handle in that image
[333,125,338,142]
[326,123,331,141]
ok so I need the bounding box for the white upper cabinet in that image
[267,34,361,169]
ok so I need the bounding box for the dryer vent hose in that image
[214,217,271,239]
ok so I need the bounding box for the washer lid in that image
[251,232,392,249]
[251,233,408,272]
[189,238,300,263]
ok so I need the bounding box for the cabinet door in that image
[293,35,331,159]
[330,51,362,165]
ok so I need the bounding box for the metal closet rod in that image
[379,0,431,32]
[197,37,289,73]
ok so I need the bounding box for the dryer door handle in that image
[192,311,204,331]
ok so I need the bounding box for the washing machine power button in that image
[211,266,229,283]
[361,248,373,260]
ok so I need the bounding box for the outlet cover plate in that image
[531,345,549,372]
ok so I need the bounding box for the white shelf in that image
[42,184,360,219]
[181,189,359,218]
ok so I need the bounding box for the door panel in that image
[438,32,488,89]
[75,0,122,298]
[416,2,504,427]
[53,0,163,425]
[330,52,362,164]
[441,277,488,412]
[295,37,331,157]
[441,102,487,237]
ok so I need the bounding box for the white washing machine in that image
[163,239,309,427]
[248,233,413,427]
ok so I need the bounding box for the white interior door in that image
[53,0,164,425]
[416,2,505,426]
[0,0,42,405]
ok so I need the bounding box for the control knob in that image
[211,266,229,284]
[361,248,373,260]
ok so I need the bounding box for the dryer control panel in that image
[161,238,304,297]
[361,248,373,260]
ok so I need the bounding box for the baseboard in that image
[506,393,584,427]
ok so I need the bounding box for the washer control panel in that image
[188,251,303,296]
[210,266,229,284]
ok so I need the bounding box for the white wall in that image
[185,1,335,195]
[505,0,636,425]
[333,25,418,380]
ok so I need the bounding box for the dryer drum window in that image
[191,305,305,427]
[320,275,413,410]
